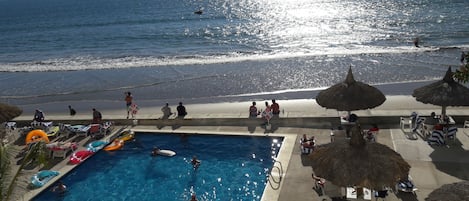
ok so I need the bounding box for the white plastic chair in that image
[400,117,412,131]
[464,120,469,128]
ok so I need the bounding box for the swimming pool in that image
[33,132,284,201]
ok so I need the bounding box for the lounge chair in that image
[2,122,17,144]
[68,125,91,137]
[58,123,72,139]
[46,141,78,159]
[4,121,16,130]
[101,121,114,134]
[428,130,445,145]
[396,175,418,195]
[446,126,457,142]
[414,116,425,132]
[30,121,53,130]
[89,124,105,139]
[374,190,388,200]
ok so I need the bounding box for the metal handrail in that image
[266,159,284,189]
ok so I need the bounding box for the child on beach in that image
[261,101,273,124]
[130,103,139,119]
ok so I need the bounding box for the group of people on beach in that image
[161,102,187,119]
[32,107,101,124]
[126,91,189,119]
[249,99,280,123]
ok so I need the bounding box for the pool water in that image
[33,133,283,201]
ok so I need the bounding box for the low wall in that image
[12,115,469,130]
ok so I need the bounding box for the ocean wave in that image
[0,45,463,72]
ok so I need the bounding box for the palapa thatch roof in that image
[425,181,469,201]
[316,67,386,112]
[0,102,22,123]
[413,67,469,116]
[309,125,410,190]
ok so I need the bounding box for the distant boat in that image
[194,10,203,15]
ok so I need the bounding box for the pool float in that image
[69,150,94,164]
[118,130,135,142]
[155,149,176,157]
[87,140,107,152]
[25,129,50,144]
[46,126,60,137]
[104,139,124,151]
[30,170,59,188]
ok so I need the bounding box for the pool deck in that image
[9,95,469,201]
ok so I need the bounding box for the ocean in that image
[1,0,468,112]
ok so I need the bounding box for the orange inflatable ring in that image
[25,129,50,144]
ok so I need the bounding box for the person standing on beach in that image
[413,37,420,48]
[177,102,187,117]
[125,92,133,119]
[68,105,76,116]
[271,99,280,118]
[92,108,102,124]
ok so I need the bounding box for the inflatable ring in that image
[25,129,50,144]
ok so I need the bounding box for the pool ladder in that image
[267,159,283,190]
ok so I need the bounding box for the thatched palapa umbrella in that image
[413,67,469,118]
[0,102,22,123]
[316,67,386,114]
[310,125,410,190]
[425,181,469,201]
[0,102,22,142]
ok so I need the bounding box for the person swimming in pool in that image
[191,155,201,169]
[151,146,160,157]
[51,180,67,194]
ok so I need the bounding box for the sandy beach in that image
[12,80,447,120]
